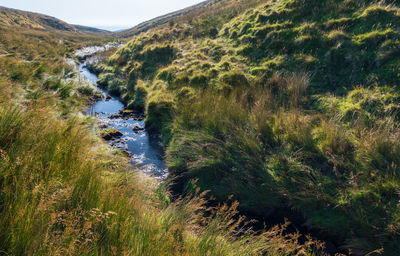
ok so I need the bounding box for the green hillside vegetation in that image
[116,0,263,38]
[0,5,325,256]
[0,6,110,34]
[1,86,321,256]
[93,0,400,254]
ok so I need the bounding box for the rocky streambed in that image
[77,46,167,179]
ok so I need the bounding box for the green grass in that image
[0,63,324,256]
[0,11,329,256]
[166,76,400,254]
[0,100,325,255]
[56,0,400,254]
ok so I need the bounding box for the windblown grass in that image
[64,0,400,254]
[0,86,326,255]
[0,10,328,256]
[167,75,400,254]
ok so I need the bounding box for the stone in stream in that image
[109,114,122,119]
[133,125,145,133]
[101,128,123,141]
[108,110,144,120]
[105,95,112,101]
[98,123,108,129]
[119,109,135,117]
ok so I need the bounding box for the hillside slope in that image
[94,0,400,254]
[0,6,110,34]
[73,24,111,34]
[117,0,262,37]
[0,4,325,256]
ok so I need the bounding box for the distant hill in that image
[73,24,111,34]
[0,6,110,34]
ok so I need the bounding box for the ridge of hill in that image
[73,24,111,34]
[0,6,110,34]
[117,0,263,38]
[116,0,218,37]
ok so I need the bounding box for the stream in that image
[78,52,167,179]
[75,46,339,255]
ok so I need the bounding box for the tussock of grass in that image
[167,75,400,254]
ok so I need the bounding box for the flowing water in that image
[75,47,341,255]
[79,62,167,179]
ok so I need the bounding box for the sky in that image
[0,0,205,31]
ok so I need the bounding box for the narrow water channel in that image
[79,62,168,179]
[75,47,341,255]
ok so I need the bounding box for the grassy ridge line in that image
[71,24,111,34]
[0,6,111,34]
[116,0,222,37]
[117,0,263,38]
[0,14,324,255]
[93,0,400,254]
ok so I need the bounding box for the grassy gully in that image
[0,4,327,256]
[91,0,400,254]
